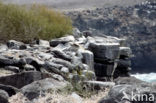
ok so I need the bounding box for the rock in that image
[0,56,21,67]
[0,45,8,52]
[0,71,51,89]
[4,66,19,73]
[78,49,94,70]
[25,57,44,71]
[72,28,82,38]
[82,70,95,80]
[0,90,9,99]
[24,64,36,71]
[88,42,120,60]
[51,49,72,62]
[52,58,74,71]
[94,63,115,77]
[119,47,132,58]
[7,40,27,50]
[86,36,120,60]
[60,67,69,74]
[99,84,156,103]
[117,59,131,68]
[36,39,50,47]
[21,78,68,100]
[84,81,115,90]
[50,35,75,47]
[114,76,148,85]
[0,90,9,103]
[71,92,82,103]
[99,77,156,103]
[0,84,19,97]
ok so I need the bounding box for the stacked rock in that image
[83,33,132,81]
[113,46,132,78]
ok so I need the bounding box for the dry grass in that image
[9,89,109,103]
[0,2,72,43]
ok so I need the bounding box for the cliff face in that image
[67,1,156,73]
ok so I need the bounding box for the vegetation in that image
[0,2,72,43]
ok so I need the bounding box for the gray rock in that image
[71,92,82,103]
[0,45,8,52]
[24,64,36,71]
[60,67,69,73]
[21,78,68,100]
[87,36,120,60]
[99,77,156,103]
[25,57,44,71]
[37,39,50,47]
[52,58,74,71]
[114,76,148,85]
[84,81,115,90]
[4,66,19,73]
[50,35,75,47]
[94,63,115,77]
[119,47,132,58]
[0,56,20,66]
[78,49,94,70]
[0,71,51,89]
[72,28,82,38]
[0,84,19,97]
[99,84,156,103]
[51,49,72,62]
[7,40,27,50]
[0,90,9,103]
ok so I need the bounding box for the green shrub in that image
[0,2,72,43]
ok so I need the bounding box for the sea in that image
[132,73,156,83]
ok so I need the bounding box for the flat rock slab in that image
[84,81,115,89]
[0,71,51,89]
[21,78,68,100]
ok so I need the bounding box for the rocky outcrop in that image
[99,77,156,103]
[67,0,156,73]
[0,29,133,102]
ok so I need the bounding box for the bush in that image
[0,2,72,43]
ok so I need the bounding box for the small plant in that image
[0,2,72,43]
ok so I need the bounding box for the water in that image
[132,73,156,83]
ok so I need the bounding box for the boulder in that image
[7,40,27,50]
[88,42,120,60]
[24,64,36,71]
[0,56,21,67]
[0,90,9,103]
[36,39,50,47]
[71,92,82,103]
[0,45,8,52]
[52,58,74,71]
[119,47,132,58]
[0,84,19,97]
[78,49,94,70]
[4,66,19,73]
[21,78,68,100]
[51,49,72,62]
[94,63,115,77]
[72,28,82,38]
[99,84,156,103]
[50,36,75,47]
[114,76,148,85]
[99,77,156,103]
[0,71,51,89]
[25,57,44,71]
